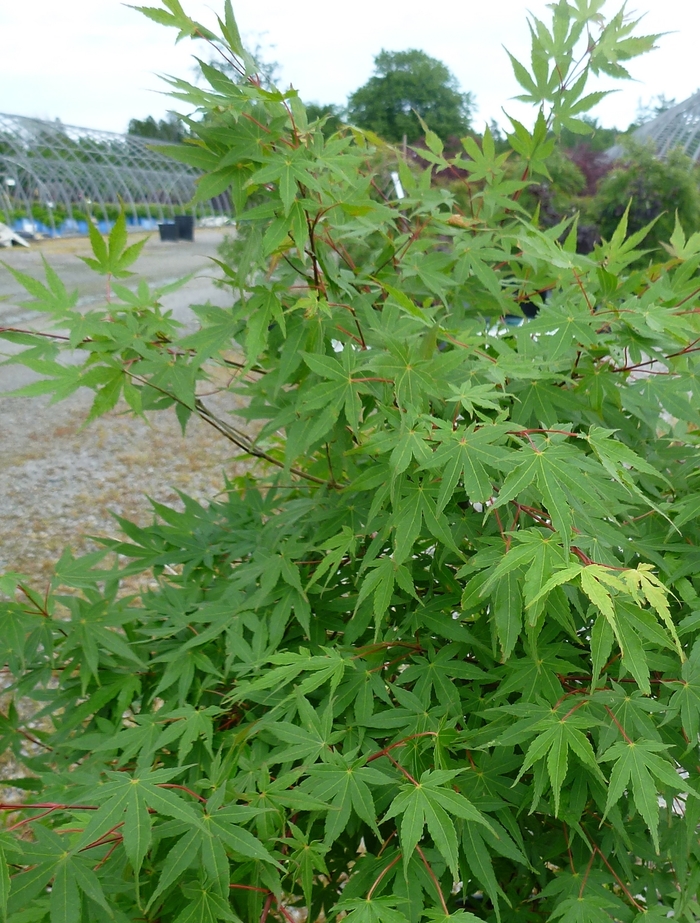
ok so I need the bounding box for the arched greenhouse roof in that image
[612,91,700,163]
[0,113,226,235]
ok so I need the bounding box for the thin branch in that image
[563,823,575,874]
[578,848,596,899]
[366,732,437,764]
[604,704,634,745]
[582,830,645,912]
[416,845,449,915]
[386,751,419,786]
[259,892,274,923]
[193,396,337,487]
[157,783,207,803]
[367,852,401,899]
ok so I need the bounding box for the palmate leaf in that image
[426,423,511,508]
[514,711,604,815]
[2,0,694,919]
[76,767,201,858]
[8,826,111,922]
[146,804,278,911]
[301,759,392,843]
[601,739,694,852]
[550,895,618,923]
[225,648,350,704]
[371,344,436,410]
[0,256,78,316]
[390,477,459,564]
[335,896,410,923]
[491,443,584,552]
[384,770,491,877]
[266,709,343,766]
[79,209,148,279]
[172,883,238,923]
[668,650,700,742]
[301,345,368,433]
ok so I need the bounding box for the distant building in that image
[608,91,700,163]
[0,113,227,235]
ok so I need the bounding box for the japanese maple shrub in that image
[1,1,700,922]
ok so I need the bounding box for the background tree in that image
[634,92,678,126]
[592,141,700,253]
[347,48,474,143]
[127,112,188,141]
[305,102,344,136]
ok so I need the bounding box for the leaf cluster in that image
[1,3,700,923]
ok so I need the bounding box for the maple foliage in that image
[1,1,700,921]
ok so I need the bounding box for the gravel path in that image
[0,230,251,590]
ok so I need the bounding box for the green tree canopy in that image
[305,102,344,136]
[127,113,188,142]
[592,141,700,254]
[347,48,474,143]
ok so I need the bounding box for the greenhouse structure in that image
[623,90,700,162]
[0,113,228,236]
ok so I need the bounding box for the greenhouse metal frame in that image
[621,91,700,162]
[0,113,227,236]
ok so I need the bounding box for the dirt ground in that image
[0,228,251,590]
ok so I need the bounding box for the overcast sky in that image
[0,0,696,136]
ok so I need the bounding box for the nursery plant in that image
[2,1,700,921]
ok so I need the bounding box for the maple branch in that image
[572,269,594,314]
[604,705,634,745]
[578,848,596,899]
[0,801,97,811]
[259,892,274,923]
[416,844,449,915]
[377,830,396,858]
[366,732,438,764]
[157,783,207,803]
[584,832,645,912]
[193,396,339,488]
[230,885,271,894]
[386,751,419,786]
[563,823,575,874]
[367,852,401,899]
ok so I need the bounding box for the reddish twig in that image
[366,732,437,764]
[416,845,449,914]
[385,751,419,786]
[604,705,634,745]
[157,783,207,803]
[367,852,402,899]
[259,892,274,923]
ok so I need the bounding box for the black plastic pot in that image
[158,222,178,242]
[175,214,194,241]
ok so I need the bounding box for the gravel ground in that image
[0,392,251,587]
[0,229,252,590]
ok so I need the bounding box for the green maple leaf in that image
[515,710,604,815]
[669,655,700,743]
[426,423,511,508]
[335,896,410,923]
[550,894,618,923]
[383,769,491,877]
[171,883,238,922]
[76,767,202,871]
[301,758,392,843]
[1,255,78,316]
[7,825,112,922]
[601,739,693,852]
[146,803,278,911]
[301,346,370,433]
